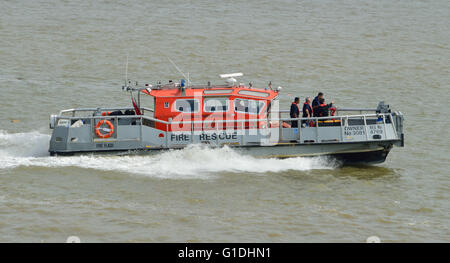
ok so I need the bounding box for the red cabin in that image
[141,83,279,132]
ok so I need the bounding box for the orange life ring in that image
[95,120,114,138]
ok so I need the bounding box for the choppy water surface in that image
[0,0,449,242]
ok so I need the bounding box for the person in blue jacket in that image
[312,92,324,116]
[290,97,300,128]
[302,97,313,127]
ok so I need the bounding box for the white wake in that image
[0,130,336,179]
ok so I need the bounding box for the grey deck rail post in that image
[382,114,387,140]
[115,116,118,139]
[166,122,169,147]
[279,110,282,141]
[139,116,143,142]
[363,115,369,140]
[316,118,320,143]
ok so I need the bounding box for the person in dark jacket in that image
[290,97,300,128]
[302,97,313,126]
[312,92,324,115]
[316,98,334,117]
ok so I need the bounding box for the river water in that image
[0,0,449,242]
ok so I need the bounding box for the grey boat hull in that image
[49,104,404,166]
[50,140,395,165]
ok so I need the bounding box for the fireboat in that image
[49,73,404,164]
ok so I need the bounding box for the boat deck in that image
[49,105,404,157]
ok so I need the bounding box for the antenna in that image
[125,54,129,86]
[122,54,131,91]
[167,56,191,85]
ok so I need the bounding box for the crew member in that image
[316,98,334,117]
[302,97,313,127]
[312,92,324,115]
[290,97,300,128]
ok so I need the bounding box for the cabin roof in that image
[142,85,279,100]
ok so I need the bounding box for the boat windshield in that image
[234,98,265,114]
[174,99,200,113]
[204,98,229,112]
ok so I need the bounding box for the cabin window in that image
[238,90,270,98]
[204,98,229,112]
[204,89,233,94]
[173,99,199,113]
[234,99,265,114]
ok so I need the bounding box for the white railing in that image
[53,104,400,147]
[55,107,391,128]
